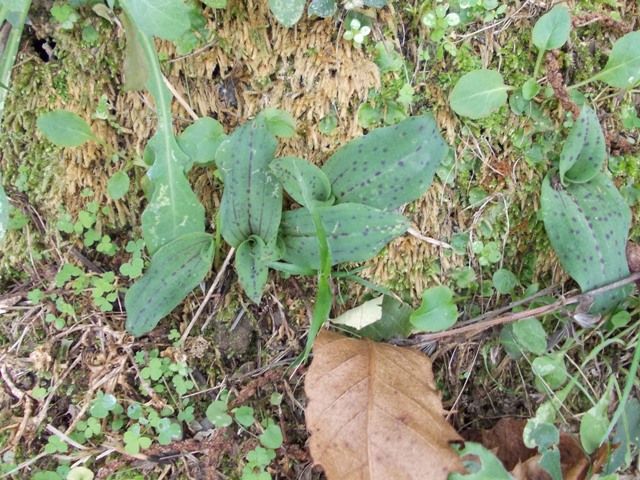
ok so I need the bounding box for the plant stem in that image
[532,48,546,80]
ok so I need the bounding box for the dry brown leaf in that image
[305,330,465,479]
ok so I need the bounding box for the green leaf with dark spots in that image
[559,107,605,185]
[280,203,409,269]
[125,232,214,336]
[322,114,448,211]
[541,171,631,313]
[215,116,282,248]
[271,156,333,208]
[236,236,269,304]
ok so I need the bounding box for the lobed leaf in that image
[305,330,465,479]
[120,0,190,41]
[236,236,269,304]
[37,110,95,147]
[449,69,511,119]
[125,232,214,337]
[541,171,631,313]
[532,5,571,51]
[215,116,282,248]
[597,30,640,88]
[559,107,605,185]
[269,0,305,27]
[280,203,410,269]
[270,156,333,208]
[322,114,448,211]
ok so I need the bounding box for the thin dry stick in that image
[163,75,199,121]
[407,226,452,249]
[414,272,640,343]
[180,247,235,345]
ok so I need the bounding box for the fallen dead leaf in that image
[305,329,465,479]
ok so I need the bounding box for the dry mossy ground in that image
[0,0,639,478]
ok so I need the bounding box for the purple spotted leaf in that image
[541,171,631,313]
[559,107,606,185]
[215,116,282,248]
[271,156,334,208]
[125,232,214,336]
[236,236,269,303]
[321,114,448,211]
[280,203,410,269]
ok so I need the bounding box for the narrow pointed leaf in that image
[37,110,95,147]
[280,203,409,269]
[322,114,448,211]
[597,31,640,88]
[236,236,269,303]
[121,12,149,91]
[559,107,605,185]
[125,232,214,337]
[305,330,465,479]
[541,171,631,313]
[215,116,282,247]
[271,156,332,208]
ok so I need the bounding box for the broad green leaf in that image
[232,406,255,428]
[120,0,190,41]
[603,398,640,474]
[125,232,214,336]
[522,78,541,100]
[261,108,296,137]
[271,156,333,208]
[449,69,511,119]
[581,393,610,454]
[0,182,7,244]
[512,318,547,355]
[332,295,413,341]
[259,424,283,449]
[236,236,269,303]
[449,443,513,480]
[177,117,226,168]
[322,113,448,211]
[410,285,458,332]
[559,107,605,185]
[121,12,149,91]
[532,5,571,51]
[215,116,282,248]
[206,400,233,427]
[37,110,95,147]
[142,133,206,255]
[532,353,568,391]
[492,268,517,294]
[0,0,25,11]
[107,171,130,200]
[280,203,409,269]
[309,0,337,17]
[541,171,631,313]
[597,31,640,88]
[269,0,305,27]
[540,448,562,480]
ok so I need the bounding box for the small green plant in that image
[342,17,371,47]
[51,4,80,30]
[269,0,391,28]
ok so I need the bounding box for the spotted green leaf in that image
[541,171,631,313]
[236,236,269,304]
[280,203,409,269]
[125,232,214,337]
[322,114,448,211]
[271,156,333,208]
[215,116,282,248]
[559,107,605,185]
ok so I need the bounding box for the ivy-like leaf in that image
[236,236,269,303]
[280,203,410,269]
[541,171,631,313]
[271,156,333,208]
[215,116,282,248]
[559,107,605,185]
[125,232,214,337]
[322,114,448,211]
[120,0,190,41]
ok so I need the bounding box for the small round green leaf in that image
[532,5,571,51]
[492,268,517,294]
[522,78,541,100]
[409,285,458,332]
[37,110,95,147]
[259,424,283,449]
[107,171,130,200]
[449,70,511,119]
